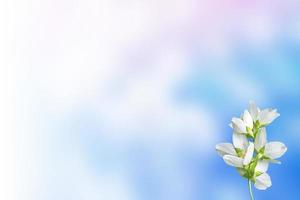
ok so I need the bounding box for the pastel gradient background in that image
[1,0,300,199]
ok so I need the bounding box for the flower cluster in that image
[216,101,287,190]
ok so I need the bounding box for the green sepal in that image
[254,171,263,177]
[256,153,263,160]
[235,148,244,157]
[258,146,265,154]
[259,123,267,128]
[262,155,270,160]
[252,121,261,138]
[254,120,260,127]
[246,133,254,139]
[244,160,258,179]
[246,127,254,137]
[249,161,257,174]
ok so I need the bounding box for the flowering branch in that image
[216,101,287,199]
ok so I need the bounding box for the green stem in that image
[248,179,254,200]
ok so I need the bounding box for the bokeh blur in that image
[2,0,300,199]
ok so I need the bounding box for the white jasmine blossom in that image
[254,129,287,161]
[252,161,271,190]
[258,108,280,126]
[222,142,254,167]
[264,142,287,160]
[233,132,249,151]
[216,101,287,200]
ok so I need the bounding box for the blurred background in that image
[1,0,300,199]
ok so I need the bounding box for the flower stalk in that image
[248,179,254,200]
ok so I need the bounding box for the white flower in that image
[216,134,254,168]
[231,117,247,134]
[258,108,280,126]
[233,132,249,151]
[254,173,272,190]
[254,159,271,190]
[264,142,287,160]
[222,142,254,167]
[248,101,280,126]
[216,132,249,158]
[230,110,254,134]
[254,128,287,160]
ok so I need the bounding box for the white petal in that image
[248,101,260,121]
[258,108,280,125]
[254,127,267,151]
[255,160,269,173]
[264,142,287,159]
[243,142,254,165]
[254,173,272,190]
[243,110,253,128]
[216,143,237,157]
[232,132,249,151]
[223,155,244,168]
[231,117,247,134]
